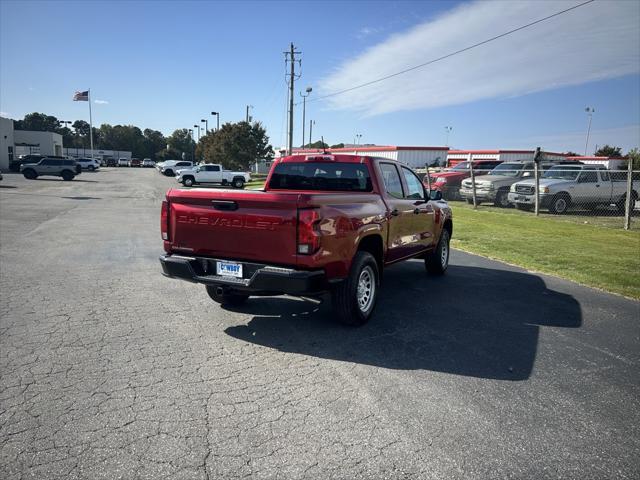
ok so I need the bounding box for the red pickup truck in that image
[424,160,502,200]
[160,154,453,326]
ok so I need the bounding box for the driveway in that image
[1,169,638,479]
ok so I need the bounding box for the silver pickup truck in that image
[508,164,638,214]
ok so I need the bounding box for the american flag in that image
[73,90,89,101]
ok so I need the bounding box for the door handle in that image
[390,209,400,217]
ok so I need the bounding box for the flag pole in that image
[88,89,94,159]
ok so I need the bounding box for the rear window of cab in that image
[269,162,373,192]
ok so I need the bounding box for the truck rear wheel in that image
[61,171,74,181]
[205,285,248,306]
[425,228,450,275]
[331,251,379,326]
[183,176,194,187]
[233,177,245,189]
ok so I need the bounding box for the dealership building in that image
[63,148,132,163]
[272,145,450,170]
[447,149,569,165]
[0,116,65,169]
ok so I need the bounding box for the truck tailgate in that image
[166,189,298,266]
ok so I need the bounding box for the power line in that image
[306,0,595,104]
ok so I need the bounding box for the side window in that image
[379,163,404,199]
[212,165,220,172]
[599,170,610,182]
[401,167,425,200]
[579,171,598,183]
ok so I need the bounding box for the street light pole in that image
[193,125,200,142]
[354,134,362,146]
[584,107,595,156]
[201,119,208,135]
[188,129,194,162]
[309,119,314,147]
[211,112,220,131]
[444,126,453,146]
[300,87,312,147]
[245,105,253,123]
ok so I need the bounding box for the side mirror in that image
[522,171,532,177]
[429,189,442,201]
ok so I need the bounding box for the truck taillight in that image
[297,209,321,255]
[161,201,170,240]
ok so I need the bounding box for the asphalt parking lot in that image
[1,168,639,479]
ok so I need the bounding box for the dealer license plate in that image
[216,261,243,278]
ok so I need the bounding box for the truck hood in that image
[515,178,574,188]
[465,174,520,187]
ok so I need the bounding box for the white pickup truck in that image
[508,164,638,214]
[175,163,251,189]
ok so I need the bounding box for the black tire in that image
[425,228,450,275]
[494,190,511,208]
[164,169,174,177]
[88,165,95,171]
[549,193,570,214]
[616,192,638,213]
[331,251,379,326]
[61,170,74,181]
[205,285,249,306]
[233,177,245,189]
[222,179,228,186]
[183,176,195,187]
[23,169,37,180]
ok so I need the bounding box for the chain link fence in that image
[422,164,640,230]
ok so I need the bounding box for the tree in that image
[196,121,273,169]
[594,145,623,158]
[14,112,61,132]
[330,143,345,149]
[625,148,640,170]
[302,140,329,149]
[563,151,579,156]
[142,129,166,160]
[167,128,196,160]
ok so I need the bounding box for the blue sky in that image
[1,0,639,153]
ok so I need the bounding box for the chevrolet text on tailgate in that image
[159,154,453,326]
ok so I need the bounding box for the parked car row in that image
[426,160,639,214]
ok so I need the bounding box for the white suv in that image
[75,158,101,171]
[118,158,129,167]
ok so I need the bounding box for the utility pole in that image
[284,43,301,155]
[309,119,314,147]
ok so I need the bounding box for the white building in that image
[64,148,132,163]
[276,145,450,169]
[0,117,15,170]
[447,149,568,166]
[14,130,64,158]
[566,156,627,169]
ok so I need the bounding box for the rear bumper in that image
[159,254,328,295]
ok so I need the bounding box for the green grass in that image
[450,202,640,299]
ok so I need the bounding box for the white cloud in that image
[0,111,8,117]
[94,99,108,104]
[320,1,640,115]
[504,124,640,154]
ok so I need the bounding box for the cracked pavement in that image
[1,168,639,479]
